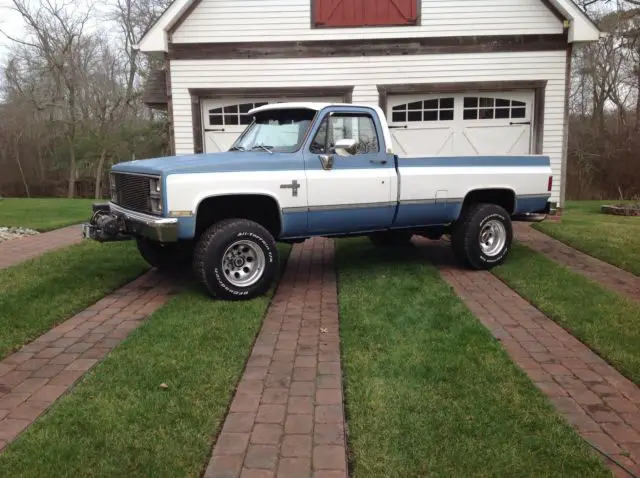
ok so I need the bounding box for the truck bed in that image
[392,155,552,226]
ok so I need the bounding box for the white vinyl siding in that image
[169,50,567,203]
[172,0,563,43]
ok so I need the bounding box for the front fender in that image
[165,173,288,216]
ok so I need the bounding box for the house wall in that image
[169,50,567,203]
[172,0,563,43]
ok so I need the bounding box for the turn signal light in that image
[548,176,553,192]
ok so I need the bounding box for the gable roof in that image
[137,0,193,53]
[548,0,601,43]
[137,0,601,53]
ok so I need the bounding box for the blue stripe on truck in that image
[280,194,550,238]
[281,205,396,238]
[281,203,460,238]
[393,201,462,228]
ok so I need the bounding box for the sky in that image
[0,0,26,61]
[0,0,104,63]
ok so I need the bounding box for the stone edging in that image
[601,205,640,217]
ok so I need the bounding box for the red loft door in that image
[313,0,418,28]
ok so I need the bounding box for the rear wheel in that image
[136,237,192,270]
[193,219,279,301]
[451,203,512,270]
[368,230,413,248]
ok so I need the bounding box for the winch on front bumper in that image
[82,202,178,243]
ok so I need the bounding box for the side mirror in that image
[334,138,357,157]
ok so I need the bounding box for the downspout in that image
[559,42,573,212]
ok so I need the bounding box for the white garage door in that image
[202,96,343,153]
[387,91,534,157]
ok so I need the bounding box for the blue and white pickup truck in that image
[83,102,553,300]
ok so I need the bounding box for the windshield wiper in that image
[229,146,246,151]
[251,145,274,155]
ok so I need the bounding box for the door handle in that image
[319,155,334,171]
[370,159,388,165]
[509,121,531,126]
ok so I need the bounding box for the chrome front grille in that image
[112,173,156,215]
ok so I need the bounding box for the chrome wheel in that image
[222,240,266,287]
[479,220,507,257]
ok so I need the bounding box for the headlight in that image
[109,174,117,202]
[149,177,162,214]
[149,178,161,195]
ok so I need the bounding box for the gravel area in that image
[0,226,40,243]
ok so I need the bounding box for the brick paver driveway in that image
[204,238,347,478]
[0,270,179,452]
[0,225,83,270]
[515,222,640,302]
[418,238,640,478]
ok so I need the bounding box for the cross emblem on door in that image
[280,180,301,197]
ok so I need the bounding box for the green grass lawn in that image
[0,242,148,359]
[535,200,640,276]
[336,238,609,478]
[0,198,96,231]
[0,245,290,478]
[494,243,640,385]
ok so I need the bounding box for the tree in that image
[0,0,171,199]
[111,0,171,111]
[1,0,97,198]
[85,42,126,198]
[568,3,640,200]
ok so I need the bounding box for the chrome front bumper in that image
[82,202,179,243]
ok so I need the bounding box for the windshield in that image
[230,108,317,153]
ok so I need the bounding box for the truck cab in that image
[83,102,552,300]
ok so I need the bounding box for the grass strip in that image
[0,244,291,478]
[336,238,608,478]
[0,241,148,359]
[0,198,96,231]
[494,243,640,385]
[534,200,640,276]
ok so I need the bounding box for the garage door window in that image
[463,97,527,120]
[391,98,454,123]
[207,102,268,127]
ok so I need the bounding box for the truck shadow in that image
[333,236,464,277]
[411,236,465,270]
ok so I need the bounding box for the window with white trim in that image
[391,98,455,123]
[462,97,527,120]
[208,102,268,126]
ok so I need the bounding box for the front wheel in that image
[451,203,512,270]
[193,219,279,301]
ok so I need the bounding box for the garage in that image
[387,91,534,157]
[201,96,343,153]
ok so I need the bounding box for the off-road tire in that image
[450,203,512,270]
[368,230,413,248]
[136,237,192,270]
[193,219,278,301]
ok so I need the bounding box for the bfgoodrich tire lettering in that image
[193,219,279,301]
[451,203,513,270]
